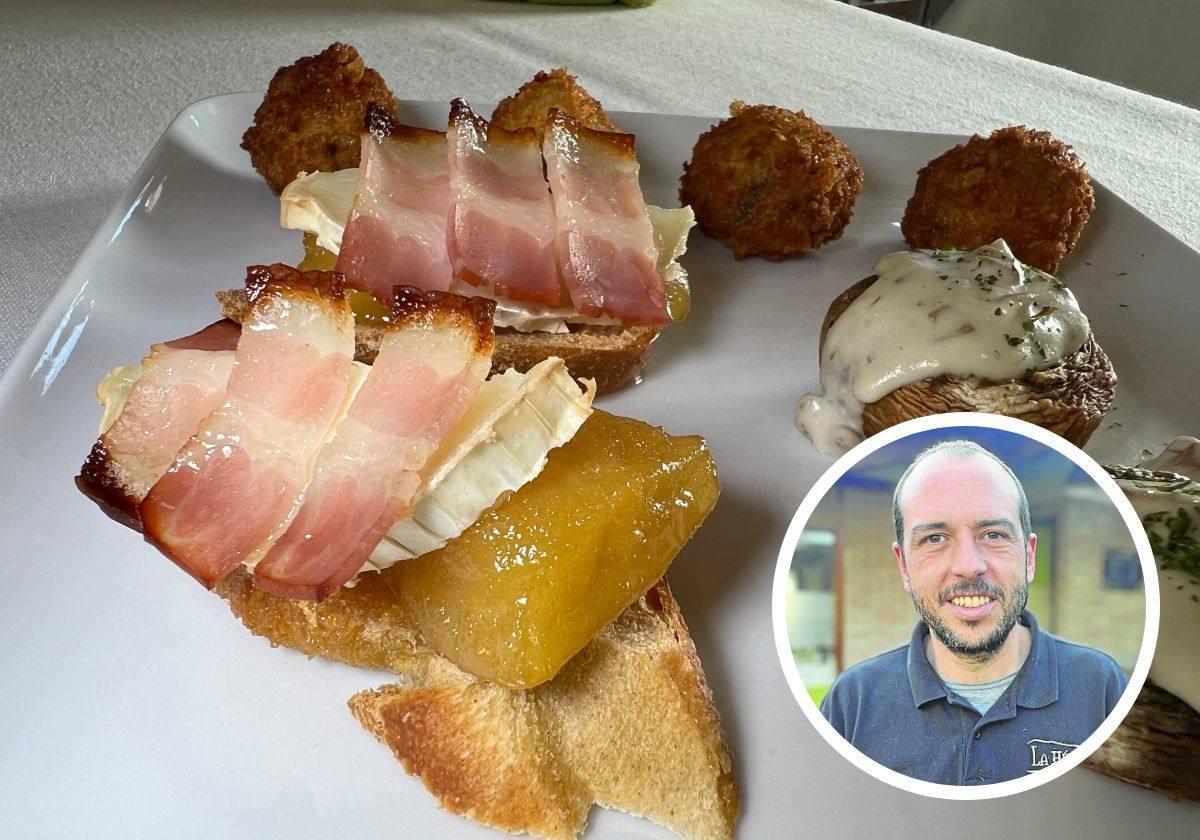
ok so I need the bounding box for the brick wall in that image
[1051,484,1145,671]
[808,483,1145,675]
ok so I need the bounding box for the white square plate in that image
[2,95,1197,838]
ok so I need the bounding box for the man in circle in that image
[820,440,1128,785]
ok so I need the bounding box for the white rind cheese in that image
[368,358,595,570]
[96,363,144,434]
[97,355,595,585]
[279,168,359,254]
[280,168,695,333]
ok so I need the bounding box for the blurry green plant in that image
[806,683,830,706]
[511,0,658,6]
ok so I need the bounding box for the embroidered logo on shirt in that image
[1026,738,1079,772]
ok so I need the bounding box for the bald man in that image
[820,440,1127,785]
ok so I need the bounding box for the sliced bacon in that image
[447,99,562,306]
[163,318,241,351]
[140,265,355,588]
[77,325,239,529]
[252,287,496,601]
[542,109,669,326]
[336,111,452,303]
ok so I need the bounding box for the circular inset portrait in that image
[773,414,1157,799]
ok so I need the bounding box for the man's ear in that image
[894,541,912,594]
[1026,533,1037,584]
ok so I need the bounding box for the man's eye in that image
[921,534,945,545]
[983,531,1009,540]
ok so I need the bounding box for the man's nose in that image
[947,537,988,578]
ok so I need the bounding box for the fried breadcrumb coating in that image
[492,68,617,140]
[679,101,864,260]
[242,43,397,194]
[901,126,1094,274]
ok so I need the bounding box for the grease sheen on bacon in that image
[253,288,496,601]
[543,109,669,326]
[77,322,241,527]
[336,119,453,302]
[141,265,356,588]
[447,99,562,306]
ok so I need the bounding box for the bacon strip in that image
[253,288,496,601]
[336,110,453,302]
[141,265,355,588]
[447,99,562,306]
[542,110,669,326]
[77,324,240,529]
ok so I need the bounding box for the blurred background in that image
[845,0,1200,110]
[786,426,1146,705]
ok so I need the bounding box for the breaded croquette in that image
[901,126,1094,273]
[242,43,397,194]
[679,101,863,260]
[492,68,617,140]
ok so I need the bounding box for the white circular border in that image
[771,412,1160,800]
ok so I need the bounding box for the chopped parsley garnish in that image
[1004,334,1023,347]
[994,307,1003,316]
[1143,508,1200,584]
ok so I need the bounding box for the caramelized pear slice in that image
[219,411,720,688]
[300,233,392,324]
[391,409,719,688]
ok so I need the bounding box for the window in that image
[1103,548,1142,590]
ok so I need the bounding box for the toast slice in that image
[217,571,738,839]
[216,288,660,394]
[1083,680,1200,802]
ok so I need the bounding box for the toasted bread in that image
[217,570,738,840]
[216,288,660,395]
[1084,681,1200,802]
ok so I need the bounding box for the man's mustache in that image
[938,580,1006,604]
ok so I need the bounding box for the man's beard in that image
[911,578,1028,663]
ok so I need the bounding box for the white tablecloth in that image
[3,0,1197,370]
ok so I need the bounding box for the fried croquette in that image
[679,101,863,261]
[901,126,1094,273]
[242,43,397,194]
[491,68,617,139]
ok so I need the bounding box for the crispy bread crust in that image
[216,288,659,395]
[680,101,863,260]
[216,568,738,840]
[491,68,617,140]
[901,126,1094,274]
[821,275,1116,447]
[242,43,397,194]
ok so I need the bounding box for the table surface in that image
[2,1,1198,835]
[3,0,1199,372]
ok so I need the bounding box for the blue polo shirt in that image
[819,611,1127,785]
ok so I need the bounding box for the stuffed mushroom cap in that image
[819,274,1116,447]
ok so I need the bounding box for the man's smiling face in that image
[893,452,1036,660]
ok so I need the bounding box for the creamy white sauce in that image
[279,169,694,334]
[796,240,1091,455]
[1114,437,1200,712]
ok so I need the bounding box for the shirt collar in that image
[906,611,1058,710]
